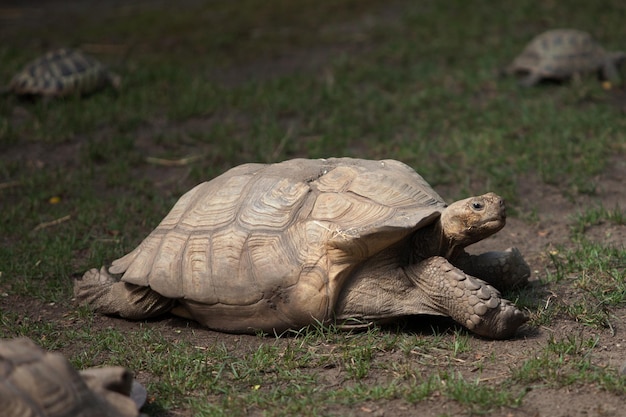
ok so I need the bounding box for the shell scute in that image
[312,192,395,230]
[314,165,358,192]
[181,233,212,301]
[310,193,356,222]
[238,176,310,230]
[182,175,251,229]
[148,230,189,298]
[348,170,440,208]
[200,227,261,305]
[111,233,160,282]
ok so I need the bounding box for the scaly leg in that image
[406,257,527,338]
[74,267,176,319]
[335,256,527,339]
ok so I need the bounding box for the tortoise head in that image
[440,192,506,251]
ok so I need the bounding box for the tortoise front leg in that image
[452,247,530,292]
[335,256,527,339]
[406,257,528,339]
[601,54,624,84]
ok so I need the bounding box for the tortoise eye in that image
[471,201,484,211]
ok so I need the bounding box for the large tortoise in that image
[505,29,626,87]
[0,337,145,417]
[75,158,530,339]
[1,48,121,97]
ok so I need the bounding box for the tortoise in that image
[1,48,121,97]
[0,337,145,417]
[504,29,626,87]
[74,158,530,339]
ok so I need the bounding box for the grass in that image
[542,206,626,331]
[569,205,626,236]
[512,334,626,393]
[1,0,625,416]
[548,241,626,331]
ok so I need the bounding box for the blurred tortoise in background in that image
[0,337,146,417]
[75,158,530,339]
[505,29,626,87]
[1,48,121,97]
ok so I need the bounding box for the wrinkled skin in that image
[335,193,529,339]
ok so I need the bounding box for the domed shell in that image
[0,337,138,417]
[109,158,446,330]
[507,29,607,79]
[7,48,120,97]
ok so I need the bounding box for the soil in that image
[1,1,626,416]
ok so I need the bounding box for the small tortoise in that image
[2,48,121,97]
[505,29,626,87]
[75,158,530,339]
[0,337,145,417]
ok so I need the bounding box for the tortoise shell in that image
[0,337,140,417]
[506,29,624,86]
[108,158,446,331]
[5,48,120,97]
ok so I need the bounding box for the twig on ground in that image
[145,155,204,166]
[0,180,21,190]
[32,215,71,232]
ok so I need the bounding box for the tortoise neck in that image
[412,221,456,261]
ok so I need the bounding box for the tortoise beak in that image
[480,193,506,228]
[482,192,506,219]
[499,197,506,219]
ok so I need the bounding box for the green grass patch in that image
[542,206,626,330]
[569,205,626,237]
[512,335,626,394]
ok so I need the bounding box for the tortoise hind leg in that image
[74,267,175,319]
[519,71,541,87]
